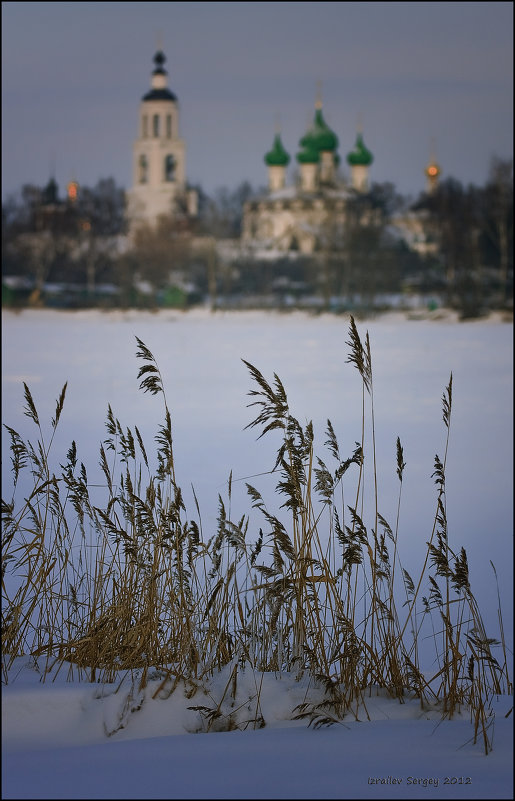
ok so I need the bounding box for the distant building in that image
[29,177,90,236]
[126,50,197,232]
[241,101,445,260]
[241,100,375,255]
[390,209,440,257]
[391,146,443,257]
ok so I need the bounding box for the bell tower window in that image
[139,154,148,184]
[164,155,176,182]
[166,114,172,138]
[153,114,160,137]
[142,115,148,138]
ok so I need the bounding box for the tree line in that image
[2,159,512,315]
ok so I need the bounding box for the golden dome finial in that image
[425,136,441,176]
[425,137,442,190]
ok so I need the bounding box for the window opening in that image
[139,154,148,183]
[164,154,176,182]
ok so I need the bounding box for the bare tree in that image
[482,157,513,300]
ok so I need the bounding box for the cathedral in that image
[241,101,376,255]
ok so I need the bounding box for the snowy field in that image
[2,308,513,799]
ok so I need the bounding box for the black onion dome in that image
[153,50,166,74]
[142,87,177,101]
[142,50,177,102]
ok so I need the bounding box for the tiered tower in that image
[127,50,196,230]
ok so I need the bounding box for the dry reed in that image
[2,317,511,752]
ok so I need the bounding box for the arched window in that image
[164,154,176,182]
[166,114,172,138]
[142,115,148,138]
[139,155,148,184]
[153,114,160,137]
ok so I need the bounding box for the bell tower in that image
[127,49,193,229]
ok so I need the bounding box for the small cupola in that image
[264,133,290,167]
[296,122,320,164]
[347,131,374,192]
[346,132,374,167]
[142,50,177,102]
[313,105,339,152]
[265,132,290,192]
[425,160,441,193]
[42,177,59,205]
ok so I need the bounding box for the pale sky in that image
[1,1,513,202]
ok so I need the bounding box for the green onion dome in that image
[299,107,339,154]
[346,132,374,166]
[264,133,291,167]
[296,143,320,164]
[312,107,339,152]
[297,123,321,164]
[299,128,316,149]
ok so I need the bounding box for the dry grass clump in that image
[2,318,511,753]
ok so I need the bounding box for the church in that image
[241,101,376,255]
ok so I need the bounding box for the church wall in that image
[243,197,347,254]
